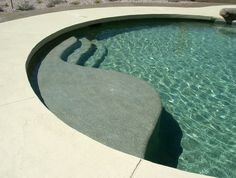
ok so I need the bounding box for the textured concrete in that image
[1,5,234,178]
[0,98,139,178]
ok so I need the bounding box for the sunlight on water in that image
[85,21,236,177]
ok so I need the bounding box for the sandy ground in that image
[0,0,174,12]
[0,0,235,23]
[0,0,235,13]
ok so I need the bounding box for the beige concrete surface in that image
[1,5,235,178]
[0,98,139,178]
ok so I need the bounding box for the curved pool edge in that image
[1,5,234,178]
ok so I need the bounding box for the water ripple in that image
[90,21,236,177]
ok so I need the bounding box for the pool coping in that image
[0,5,235,178]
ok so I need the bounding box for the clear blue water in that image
[82,21,236,177]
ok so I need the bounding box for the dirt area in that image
[0,0,235,22]
[0,0,235,12]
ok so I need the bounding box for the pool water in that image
[76,20,236,177]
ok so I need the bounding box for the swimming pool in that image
[30,19,236,177]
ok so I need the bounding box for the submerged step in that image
[60,37,80,61]
[67,37,92,64]
[84,42,108,68]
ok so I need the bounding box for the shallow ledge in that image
[29,34,163,159]
[1,5,234,178]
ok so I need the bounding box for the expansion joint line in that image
[130,159,142,178]
[0,96,35,107]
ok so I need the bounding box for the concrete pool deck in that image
[0,5,235,178]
